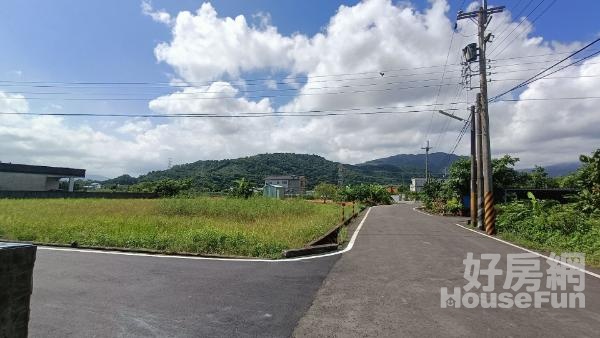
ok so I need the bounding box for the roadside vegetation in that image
[314,182,393,205]
[0,197,342,258]
[419,149,600,266]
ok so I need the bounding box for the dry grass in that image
[0,197,342,258]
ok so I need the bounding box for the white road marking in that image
[38,207,373,263]
[453,222,600,280]
[411,206,600,279]
[412,206,433,217]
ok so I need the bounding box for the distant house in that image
[83,182,102,190]
[263,184,285,199]
[410,178,427,192]
[264,175,306,195]
[0,163,85,192]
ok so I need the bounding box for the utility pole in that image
[422,140,432,182]
[470,105,477,228]
[475,94,485,230]
[457,1,503,235]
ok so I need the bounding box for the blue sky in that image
[1,0,599,176]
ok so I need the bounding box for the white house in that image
[410,178,427,192]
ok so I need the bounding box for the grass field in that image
[0,197,345,258]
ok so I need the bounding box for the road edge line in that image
[412,206,433,217]
[37,207,373,263]
[453,222,600,280]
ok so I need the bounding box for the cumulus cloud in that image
[1,0,598,177]
[153,2,310,82]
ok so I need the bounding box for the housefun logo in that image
[441,252,585,309]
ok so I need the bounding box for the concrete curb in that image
[0,239,266,260]
[282,244,339,258]
[283,207,366,258]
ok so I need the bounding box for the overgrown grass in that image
[0,197,343,258]
[496,201,600,267]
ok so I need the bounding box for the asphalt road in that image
[29,204,600,337]
[30,250,338,337]
[293,204,600,337]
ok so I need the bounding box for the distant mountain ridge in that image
[103,152,463,190]
[358,152,464,174]
[521,162,581,177]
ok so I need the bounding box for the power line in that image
[489,38,600,102]
[490,0,535,47]
[1,59,597,103]
[3,96,598,119]
[491,73,600,82]
[0,55,583,94]
[0,81,465,101]
[0,107,466,119]
[493,96,600,103]
[490,0,558,58]
[0,76,470,96]
[1,57,592,97]
[488,0,547,56]
[0,50,592,92]
[424,0,466,145]
[0,64,466,88]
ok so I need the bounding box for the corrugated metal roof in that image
[0,163,85,177]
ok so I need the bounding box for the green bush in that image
[229,178,254,199]
[496,194,599,266]
[338,184,392,205]
[445,198,463,215]
[129,178,192,197]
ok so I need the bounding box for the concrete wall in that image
[0,172,64,191]
[0,172,47,191]
[45,177,60,191]
[0,243,37,338]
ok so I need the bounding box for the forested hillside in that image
[104,152,461,190]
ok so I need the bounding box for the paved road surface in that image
[293,204,600,337]
[29,204,600,337]
[30,250,338,337]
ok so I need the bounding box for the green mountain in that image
[358,152,464,174]
[104,152,463,190]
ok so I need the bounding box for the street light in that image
[437,110,465,122]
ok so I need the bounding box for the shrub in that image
[339,184,392,205]
[445,198,463,215]
[230,178,254,199]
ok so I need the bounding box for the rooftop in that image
[265,175,305,180]
[0,163,86,177]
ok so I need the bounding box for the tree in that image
[526,165,556,188]
[314,183,338,203]
[492,155,527,189]
[129,178,192,196]
[339,184,392,205]
[445,158,470,198]
[575,149,600,213]
[230,178,254,199]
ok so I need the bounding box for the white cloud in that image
[152,2,311,82]
[1,0,599,177]
[116,119,153,134]
[141,0,172,25]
